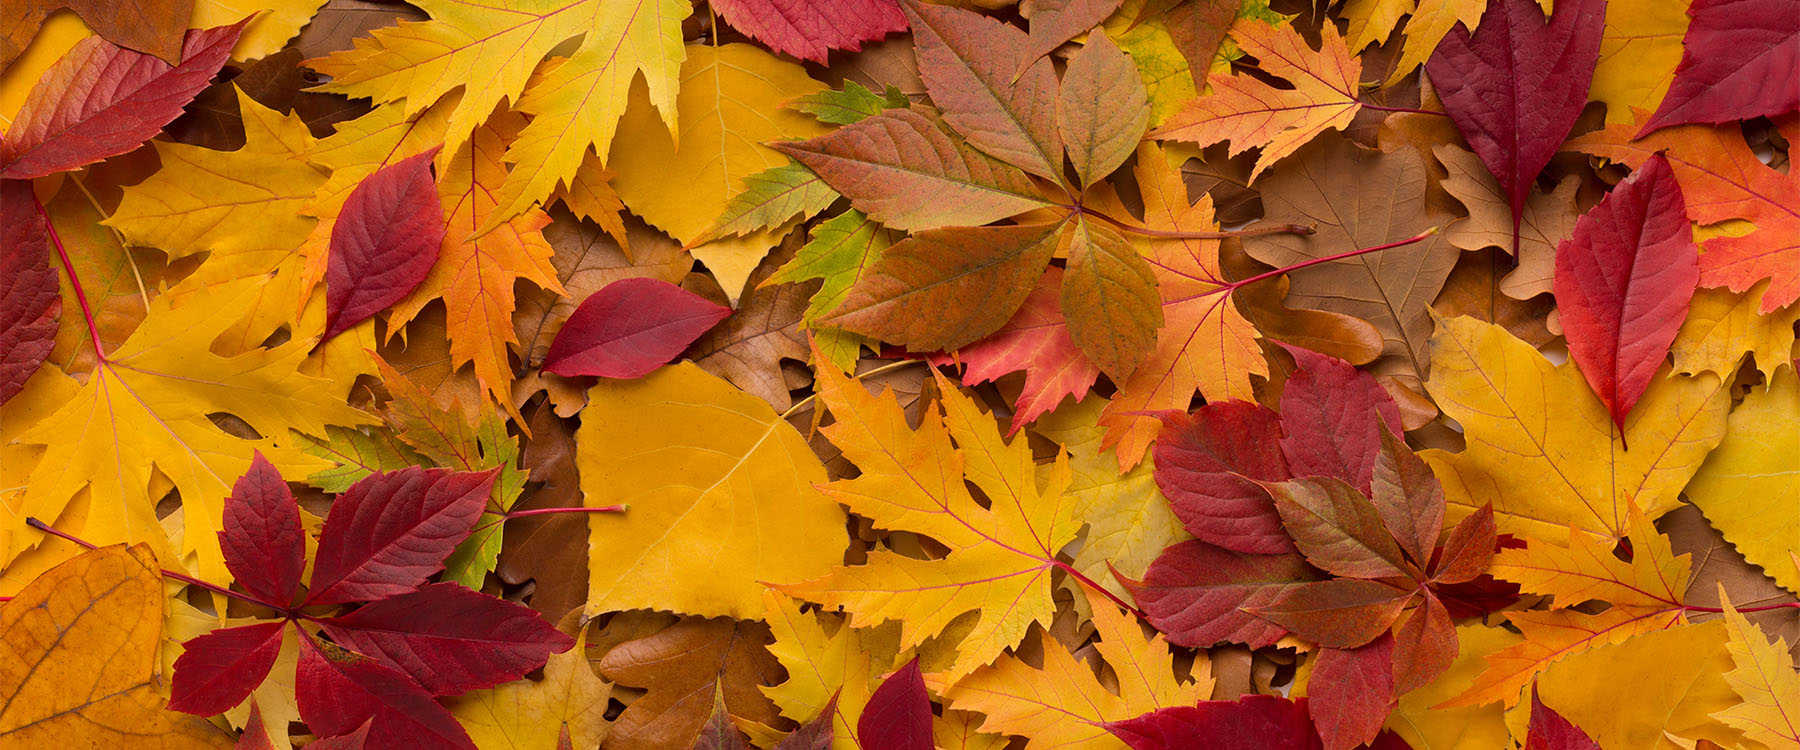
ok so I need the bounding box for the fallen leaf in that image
[858,657,933,750]
[1525,688,1602,750]
[902,0,1064,182]
[597,616,787,750]
[1671,282,1800,381]
[954,267,1102,434]
[1433,142,1580,301]
[1104,695,1323,750]
[0,179,59,405]
[1686,367,1800,594]
[323,148,445,342]
[711,0,905,64]
[1711,597,1800,748]
[1638,0,1800,134]
[542,278,730,379]
[1589,0,1690,124]
[0,0,193,67]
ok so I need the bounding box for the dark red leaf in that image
[1123,540,1318,649]
[709,0,905,64]
[305,467,497,606]
[1525,687,1602,749]
[1153,401,1294,554]
[1639,0,1800,134]
[1308,636,1395,750]
[323,148,446,342]
[541,277,731,379]
[0,179,58,405]
[1103,696,1324,750]
[1277,346,1402,494]
[235,703,277,750]
[1264,477,1409,580]
[1430,504,1496,585]
[1244,579,1414,648]
[1423,0,1604,250]
[221,452,306,608]
[322,582,574,696]
[296,635,474,750]
[858,656,932,750]
[1552,154,1698,432]
[775,691,838,750]
[1368,428,1443,568]
[1390,592,1456,694]
[168,622,285,715]
[0,19,249,179]
[1432,573,1522,619]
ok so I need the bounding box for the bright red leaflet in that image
[220,452,307,608]
[168,622,287,715]
[541,277,732,379]
[952,268,1101,435]
[1424,0,1603,252]
[1154,401,1294,554]
[1639,0,1800,134]
[1552,154,1697,434]
[305,466,498,606]
[1525,687,1602,749]
[296,635,475,750]
[1104,695,1325,750]
[0,19,249,179]
[321,582,574,695]
[323,147,446,342]
[0,179,59,405]
[1121,540,1319,649]
[709,0,906,64]
[857,656,933,750]
[1309,636,1395,750]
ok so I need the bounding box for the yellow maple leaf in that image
[777,363,1080,682]
[0,545,232,748]
[608,43,828,300]
[1382,0,1486,87]
[1518,621,1745,749]
[1673,282,1800,384]
[1419,316,1729,542]
[759,590,905,750]
[1589,0,1690,124]
[190,0,328,60]
[1713,595,1800,748]
[1686,367,1800,595]
[1491,505,1690,611]
[1389,623,1520,749]
[1151,18,1361,180]
[1343,0,1413,51]
[931,588,1210,749]
[12,278,367,585]
[578,363,846,619]
[448,629,613,750]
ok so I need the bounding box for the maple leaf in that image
[0,180,59,406]
[1523,620,1741,748]
[952,268,1102,434]
[695,681,837,750]
[1151,17,1362,180]
[1638,0,1800,134]
[1672,283,1800,382]
[1712,596,1800,747]
[776,361,1080,681]
[759,590,905,750]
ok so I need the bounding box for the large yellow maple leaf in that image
[1686,367,1800,594]
[759,590,905,750]
[306,0,689,229]
[11,278,367,585]
[778,362,1081,682]
[1420,316,1729,542]
[1713,597,1800,748]
[1522,621,1745,749]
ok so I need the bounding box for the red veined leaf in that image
[1277,345,1402,494]
[708,0,905,64]
[305,467,498,606]
[953,267,1101,435]
[220,452,306,608]
[1103,695,1324,750]
[295,635,474,750]
[1021,0,1126,75]
[1244,579,1414,649]
[1391,591,1457,694]
[901,0,1064,182]
[858,656,932,750]
[1524,686,1602,749]
[1368,428,1444,567]
[310,720,374,750]
[236,703,277,750]
[1308,636,1395,750]
[1552,154,1698,433]
[168,622,286,716]
[1153,401,1293,555]
[1638,0,1800,134]
[1056,28,1149,188]
[1431,504,1497,585]
[1423,0,1604,251]
[321,582,574,696]
[541,277,731,379]
[1264,477,1410,580]
[0,179,58,405]
[323,148,446,342]
[1122,540,1318,648]
[0,19,249,179]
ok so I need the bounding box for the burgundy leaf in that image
[1432,573,1522,619]
[1104,696,1324,750]
[955,267,1101,435]
[541,277,731,379]
[221,452,306,607]
[168,622,286,716]
[1264,477,1409,580]
[0,19,249,179]
[311,721,374,750]
[0,179,58,405]
[1367,428,1444,568]
[1123,540,1318,649]
[296,635,474,750]
[709,0,905,64]
[1244,579,1414,649]
[323,148,446,342]
[1390,591,1456,694]
[322,582,575,696]
[1430,504,1496,585]
[858,656,932,750]
[1423,0,1604,251]
[1552,154,1698,432]
[1639,0,1800,134]
[1277,346,1402,494]
[1153,401,1294,554]
[306,467,497,606]
[1525,687,1602,749]
[1308,636,1396,750]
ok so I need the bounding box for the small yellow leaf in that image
[1712,595,1800,748]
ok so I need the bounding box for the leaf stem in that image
[500,504,629,519]
[1052,559,1148,619]
[1223,227,1440,293]
[780,358,926,420]
[26,517,285,613]
[1682,602,1800,614]
[1069,203,1315,240]
[33,193,107,363]
[1360,102,1450,117]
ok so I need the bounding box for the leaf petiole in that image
[27,517,292,615]
[32,193,106,363]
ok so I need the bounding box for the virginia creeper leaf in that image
[1244,579,1414,648]
[902,0,1065,182]
[541,277,732,378]
[1638,0,1800,134]
[305,467,498,606]
[1309,636,1395,750]
[321,582,574,696]
[1104,696,1323,750]
[323,148,446,342]
[1276,345,1403,494]
[1153,401,1294,555]
[1057,29,1151,188]
[168,622,287,716]
[1265,477,1410,580]
[0,179,58,406]
[1062,216,1162,380]
[710,0,905,64]
[220,452,306,608]
[295,636,474,750]
[1124,540,1319,649]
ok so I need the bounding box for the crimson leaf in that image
[323,147,446,342]
[541,277,732,379]
[321,582,575,696]
[305,467,497,606]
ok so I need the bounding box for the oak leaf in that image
[1433,142,1580,301]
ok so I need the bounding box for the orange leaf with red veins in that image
[902,0,1065,182]
[954,267,1101,435]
